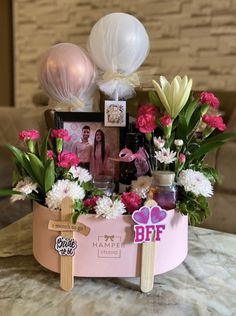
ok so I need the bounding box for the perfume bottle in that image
[119,133,141,193]
[149,171,176,210]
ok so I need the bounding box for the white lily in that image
[152,75,193,118]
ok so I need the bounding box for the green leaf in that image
[203,132,236,144]
[175,115,188,140]
[202,167,221,183]
[148,90,160,107]
[27,153,44,187]
[6,145,24,165]
[165,131,175,148]
[0,189,21,197]
[44,159,55,192]
[190,141,223,161]
[40,130,51,164]
[176,188,211,225]
[22,154,35,179]
[185,100,198,124]
[71,212,80,224]
[12,168,22,186]
[82,181,93,192]
[187,106,203,135]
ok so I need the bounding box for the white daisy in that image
[11,177,38,203]
[69,166,92,183]
[95,196,126,219]
[131,176,153,199]
[178,169,213,197]
[154,147,177,164]
[153,136,165,149]
[46,179,85,211]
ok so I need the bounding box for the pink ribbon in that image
[119,147,149,177]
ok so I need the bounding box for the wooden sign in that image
[48,197,90,291]
[48,220,90,235]
[131,198,167,293]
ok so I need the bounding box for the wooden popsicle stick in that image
[140,199,157,293]
[60,197,74,291]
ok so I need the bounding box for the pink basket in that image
[33,202,188,277]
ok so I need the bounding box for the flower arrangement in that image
[0,129,142,222]
[135,75,236,224]
[1,75,235,227]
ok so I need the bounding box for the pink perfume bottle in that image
[149,171,176,210]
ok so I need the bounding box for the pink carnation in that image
[121,192,142,214]
[179,153,186,163]
[83,196,99,209]
[161,115,172,126]
[57,150,80,168]
[135,114,157,134]
[19,130,40,141]
[47,150,55,159]
[202,115,226,132]
[51,129,71,141]
[199,92,220,109]
[138,104,157,116]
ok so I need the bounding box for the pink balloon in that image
[38,43,97,106]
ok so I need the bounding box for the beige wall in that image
[13,0,236,108]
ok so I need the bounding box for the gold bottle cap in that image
[152,171,175,186]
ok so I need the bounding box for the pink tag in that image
[132,206,167,243]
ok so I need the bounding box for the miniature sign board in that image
[55,236,77,256]
[132,200,168,293]
[48,220,90,236]
[47,197,90,291]
[104,100,126,127]
[132,204,167,243]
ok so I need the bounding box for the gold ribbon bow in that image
[48,98,85,112]
[102,70,140,87]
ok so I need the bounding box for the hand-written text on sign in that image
[55,236,77,256]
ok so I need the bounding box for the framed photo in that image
[54,112,129,181]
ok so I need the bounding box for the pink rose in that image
[161,115,172,126]
[19,130,40,141]
[83,196,99,209]
[57,150,80,168]
[51,129,71,141]
[179,153,186,163]
[199,92,220,109]
[138,104,157,116]
[135,114,157,133]
[47,150,55,159]
[121,192,142,214]
[202,115,226,132]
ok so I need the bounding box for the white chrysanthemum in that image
[46,179,85,211]
[131,176,153,199]
[178,169,213,197]
[153,136,165,149]
[69,166,92,183]
[155,148,176,164]
[11,177,38,203]
[95,196,126,219]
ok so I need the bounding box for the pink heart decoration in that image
[150,206,167,224]
[132,207,149,225]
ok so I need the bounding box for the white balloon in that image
[88,12,150,74]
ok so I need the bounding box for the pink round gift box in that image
[33,202,188,277]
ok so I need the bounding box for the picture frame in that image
[54,112,129,181]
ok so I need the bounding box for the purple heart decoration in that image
[150,206,167,224]
[132,207,150,225]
